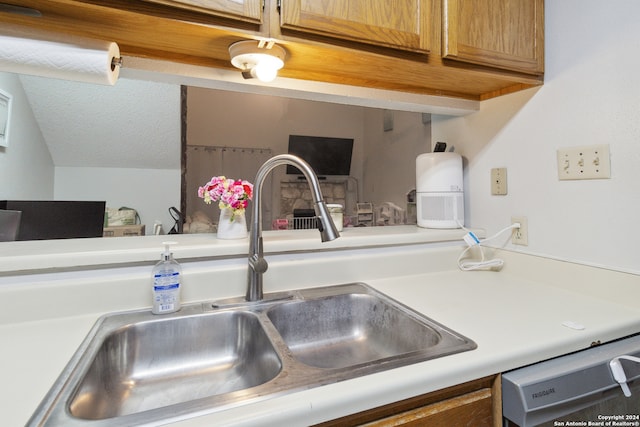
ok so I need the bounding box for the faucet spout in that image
[246,154,340,301]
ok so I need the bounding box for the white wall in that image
[363,110,431,208]
[432,1,640,274]
[187,88,432,220]
[187,87,366,219]
[0,73,54,199]
[55,167,181,234]
[187,87,366,179]
[0,73,181,235]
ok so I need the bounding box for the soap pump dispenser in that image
[151,241,181,314]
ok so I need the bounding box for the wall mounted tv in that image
[286,135,354,177]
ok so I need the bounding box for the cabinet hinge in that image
[277,0,281,12]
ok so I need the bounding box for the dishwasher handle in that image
[610,355,640,397]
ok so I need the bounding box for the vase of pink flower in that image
[198,176,253,239]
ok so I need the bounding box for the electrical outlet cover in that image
[511,216,528,246]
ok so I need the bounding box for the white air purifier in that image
[416,152,464,229]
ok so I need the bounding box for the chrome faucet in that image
[246,154,340,301]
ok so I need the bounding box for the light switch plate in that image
[557,144,611,180]
[491,168,507,195]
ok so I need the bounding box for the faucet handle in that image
[249,254,268,274]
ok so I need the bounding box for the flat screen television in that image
[0,200,106,240]
[286,135,354,177]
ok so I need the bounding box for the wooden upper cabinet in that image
[442,0,544,75]
[279,0,431,53]
[0,0,544,100]
[140,0,263,24]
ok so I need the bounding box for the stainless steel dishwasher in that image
[503,334,640,427]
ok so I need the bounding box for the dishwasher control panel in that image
[502,334,640,427]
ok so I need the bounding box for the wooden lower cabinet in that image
[314,375,501,427]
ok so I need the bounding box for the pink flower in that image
[197,176,254,221]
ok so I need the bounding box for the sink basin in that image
[267,293,443,369]
[70,311,281,420]
[29,283,475,427]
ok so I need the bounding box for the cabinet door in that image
[280,0,430,53]
[140,0,263,24]
[443,0,544,75]
[314,375,501,427]
[363,388,493,427]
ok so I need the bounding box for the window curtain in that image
[186,146,273,229]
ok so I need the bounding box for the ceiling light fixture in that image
[229,40,286,83]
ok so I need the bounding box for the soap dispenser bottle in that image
[151,241,181,314]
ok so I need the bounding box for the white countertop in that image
[0,225,473,273]
[2,237,639,426]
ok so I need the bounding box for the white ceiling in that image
[19,75,181,169]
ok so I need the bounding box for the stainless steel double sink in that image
[29,282,476,426]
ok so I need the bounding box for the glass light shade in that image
[229,40,286,83]
[252,58,282,82]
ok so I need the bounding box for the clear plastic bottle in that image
[151,241,181,314]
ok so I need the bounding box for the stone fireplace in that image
[279,180,347,218]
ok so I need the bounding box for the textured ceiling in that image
[19,75,181,169]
